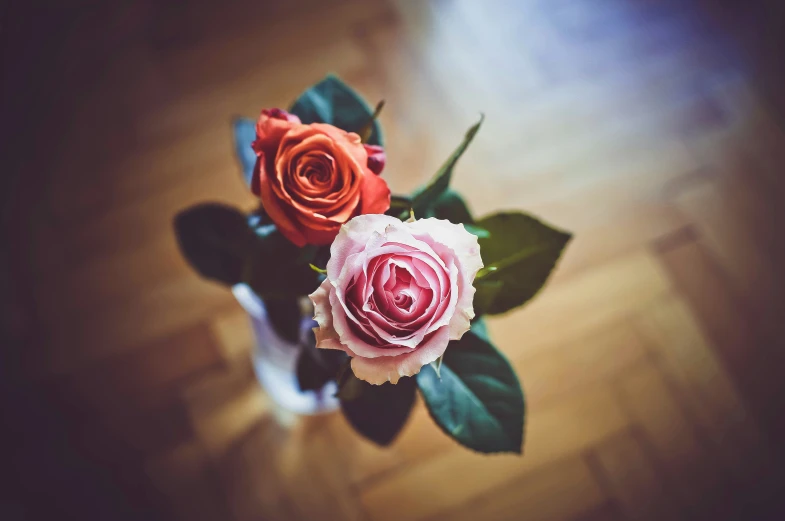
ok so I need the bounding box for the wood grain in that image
[4,0,785,519]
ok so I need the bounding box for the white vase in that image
[232,284,340,415]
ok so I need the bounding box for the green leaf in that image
[417,327,525,454]
[474,212,571,315]
[173,203,254,286]
[243,219,323,298]
[463,224,490,239]
[336,363,365,401]
[174,204,323,298]
[409,116,483,217]
[418,189,488,236]
[426,189,474,224]
[297,244,319,265]
[296,335,348,392]
[473,279,503,316]
[431,356,444,379]
[232,117,257,188]
[265,297,302,344]
[340,374,417,446]
[469,316,491,343]
[386,195,413,218]
[289,74,383,146]
[359,99,385,144]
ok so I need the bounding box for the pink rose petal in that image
[310,214,483,385]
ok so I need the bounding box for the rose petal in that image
[329,285,414,358]
[363,144,386,175]
[360,168,391,215]
[327,214,401,281]
[350,326,451,385]
[317,214,483,385]
[252,109,301,199]
[408,218,482,339]
[256,150,308,247]
[310,279,345,351]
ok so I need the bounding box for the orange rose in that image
[251,109,391,247]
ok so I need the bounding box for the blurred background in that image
[2,0,785,519]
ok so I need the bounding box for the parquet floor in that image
[3,1,785,520]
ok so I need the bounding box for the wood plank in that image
[324,406,407,486]
[341,318,649,487]
[633,295,771,477]
[613,361,723,518]
[215,414,369,521]
[81,401,195,455]
[633,294,782,518]
[569,502,625,521]
[655,234,785,442]
[10,0,785,520]
[38,275,236,373]
[185,377,271,459]
[515,321,649,406]
[277,417,369,521]
[42,322,223,414]
[655,233,751,373]
[490,249,672,361]
[360,383,631,521]
[145,441,230,521]
[181,356,258,413]
[210,309,255,362]
[215,417,296,521]
[546,202,689,285]
[588,430,685,521]
[428,457,608,521]
[671,173,779,302]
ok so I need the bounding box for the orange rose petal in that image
[302,225,342,246]
[310,123,368,167]
[254,110,301,159]
[258,120,391,247]
[257,151,307,247]
[250,156,262,196]
[360,168,392,214]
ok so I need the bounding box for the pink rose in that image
[309,214,483,384]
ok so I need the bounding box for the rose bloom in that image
[251,108,390,247]
[310,214,483,384]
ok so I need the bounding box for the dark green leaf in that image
[336,364,366,401]
[244,219,324,298]
[296,335,348,392]
[473,279,503,317]
[474,212,571,315]
[409,116,483,217]
[296,244,319,265]
[469,316,491,343]
[341,374,417,446]
[265,297,302,344]
[464,224,490,238]
[174,203,254,286]
[426,189,474,224]
[417,189,488,235]
[359,99,385,144]
[311,245,332,274]
[289,74,383,146]
[386,195,413,218]
[232,117,257,188]
[417,328,524,454]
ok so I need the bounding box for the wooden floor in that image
[3,0,785,520]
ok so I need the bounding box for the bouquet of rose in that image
[174,75,570,454]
